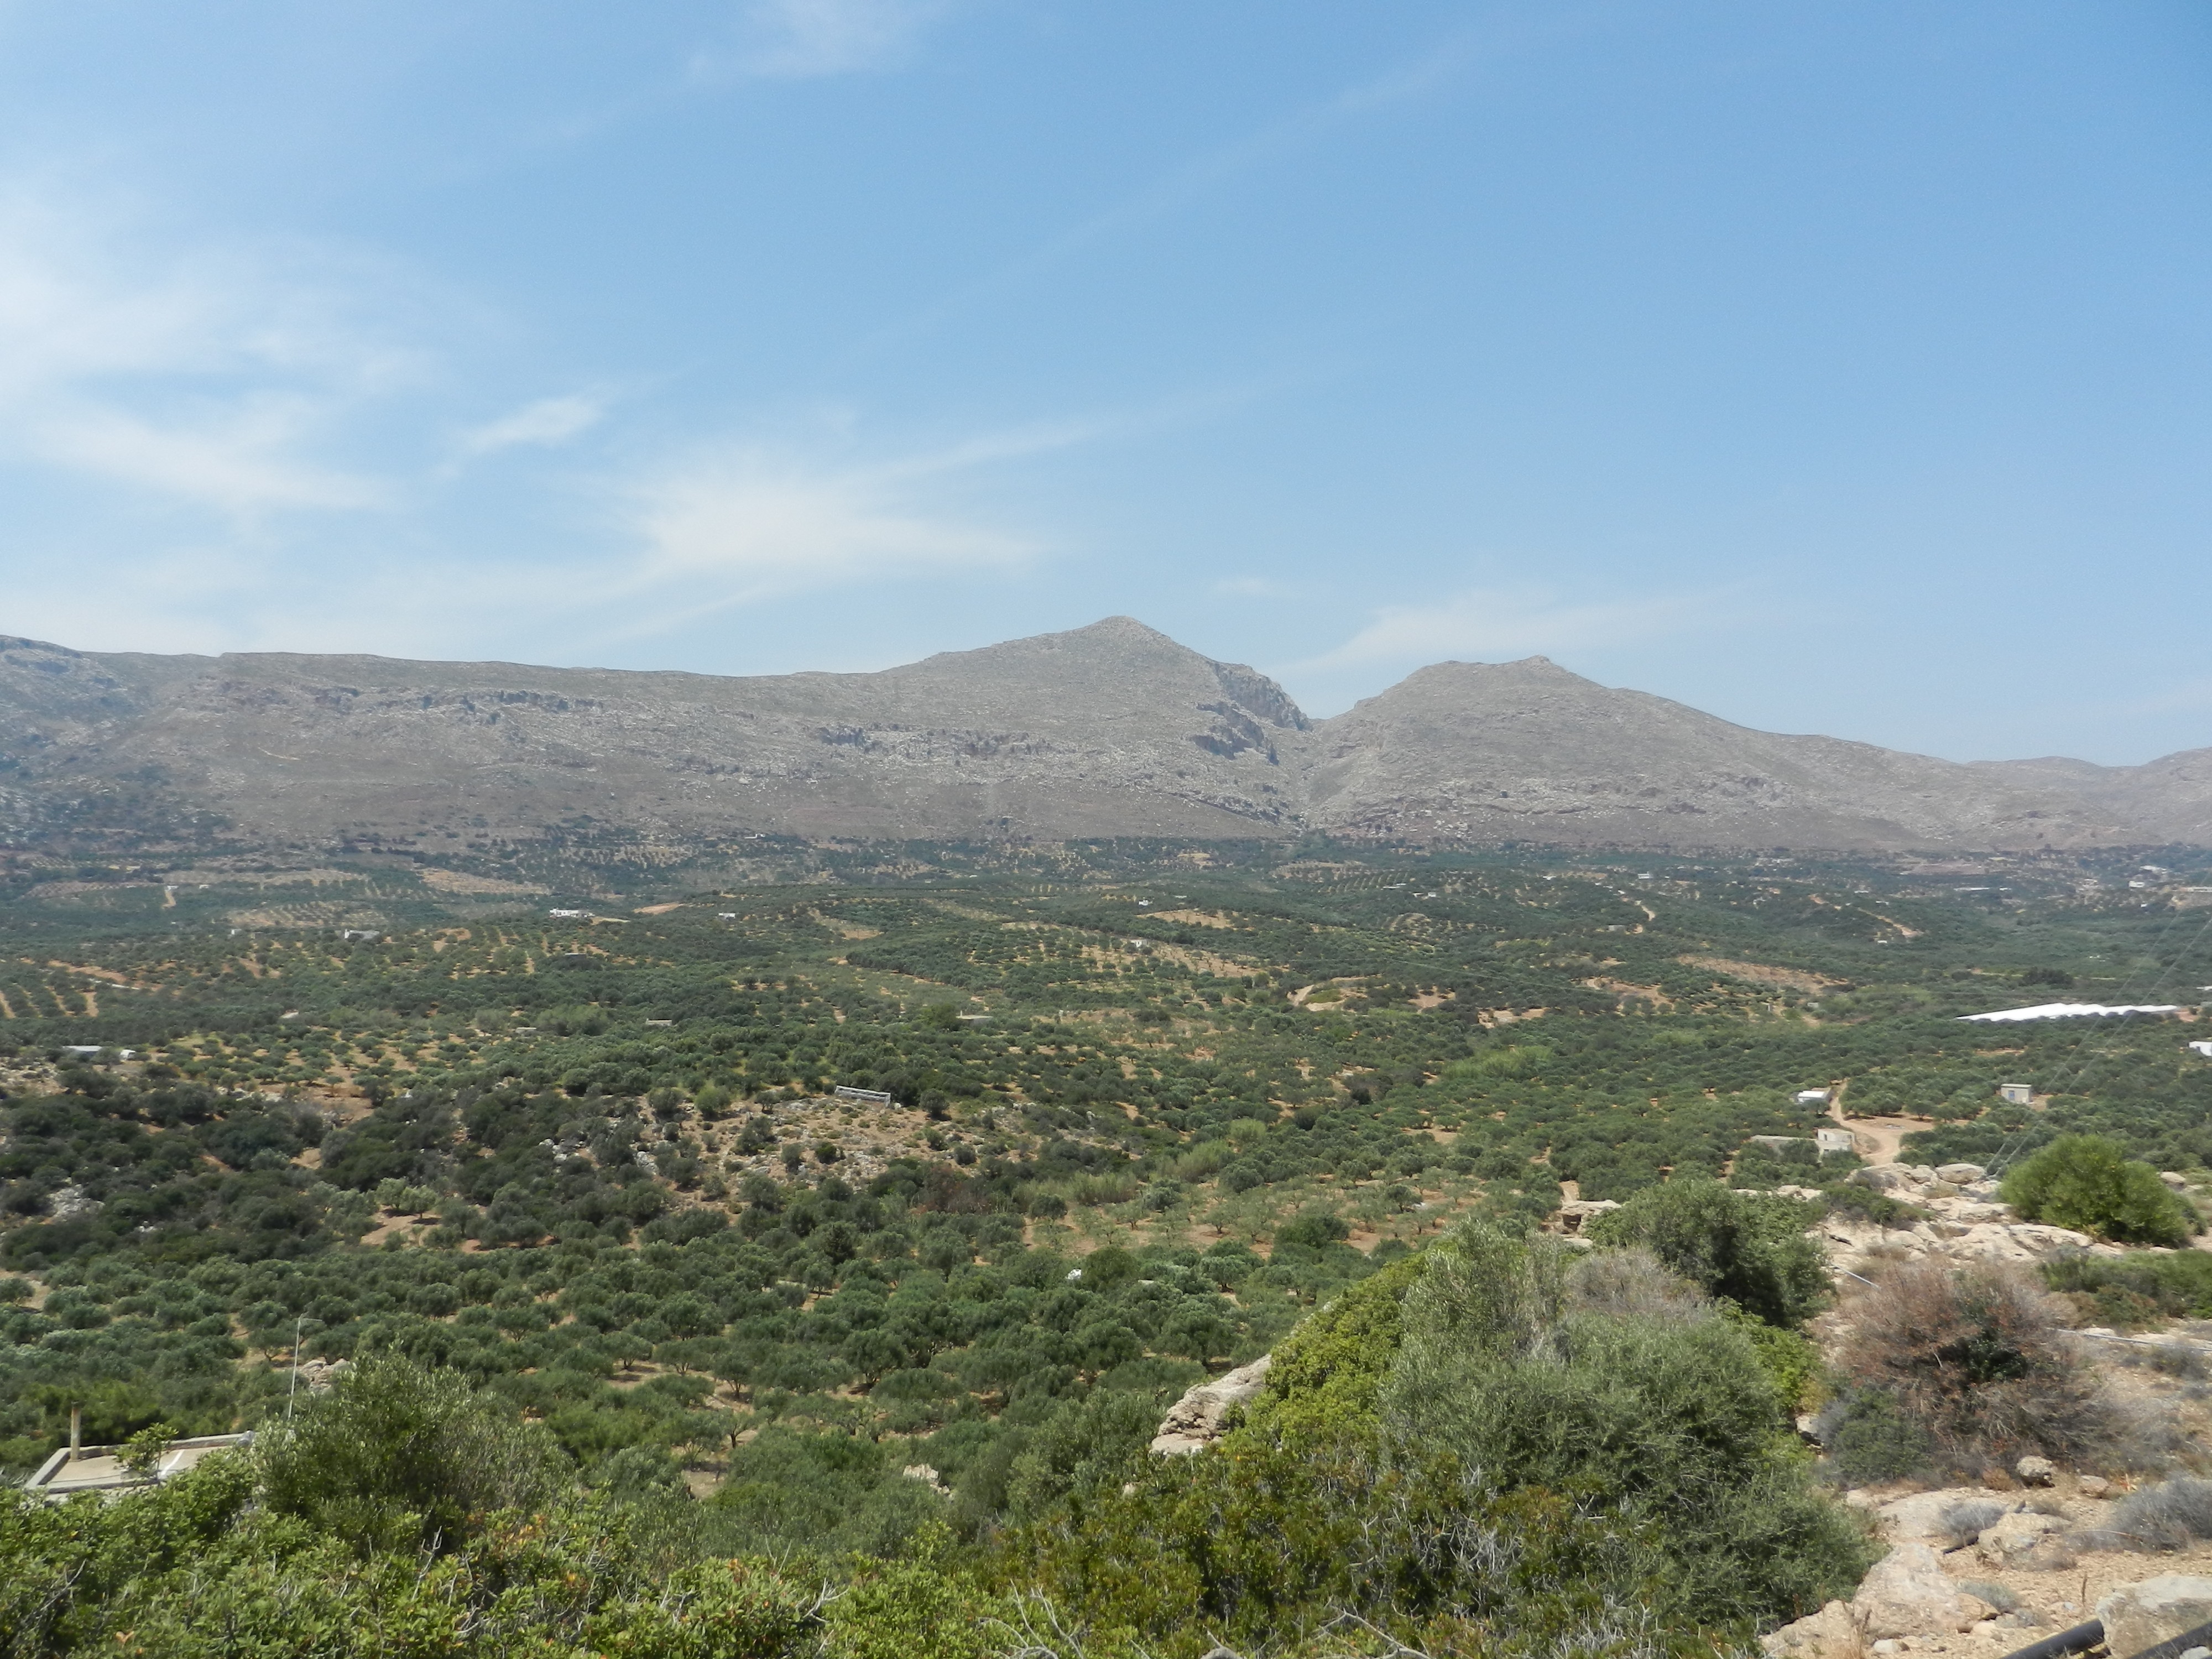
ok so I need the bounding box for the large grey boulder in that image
[1762,1600,1859,1656]
[1976,1509,2066,1566]
[1849,1166,1918,1193]
[1851,1542,1995,1639]
[1151,1355,1272,1456]
[1873,1487,2012,1545]
[2096,1576,2212,1658]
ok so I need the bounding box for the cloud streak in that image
[617,436,1043,628]
[710,0,951,80]
[0,184,418,514]
[1290,585,1745,675]
[458,394,604,457]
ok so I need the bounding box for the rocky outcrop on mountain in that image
[1980,751,2212,848]
[0,619,1309,848]
[2,618,2205,855]
[1298,657,2132,852]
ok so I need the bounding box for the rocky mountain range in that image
[1,617,2204,855]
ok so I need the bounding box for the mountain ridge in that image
[0,619,2200,855]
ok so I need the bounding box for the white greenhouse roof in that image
[1958,1002,2182,1024]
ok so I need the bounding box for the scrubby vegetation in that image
[1824,1260,2115,1483]
[2103,1476,2212,1552]
[2042,1249,2212,1328]
[1,839,2210,1650]
[3,1215,1872,1657]
[2000,1134,2198,1245]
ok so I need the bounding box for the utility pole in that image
[286,1316,303,1423]
[68,1404,80,1463]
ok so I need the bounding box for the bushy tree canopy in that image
[2000,1134,2197,1246]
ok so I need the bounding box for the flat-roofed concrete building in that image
[24,1432,253,1502]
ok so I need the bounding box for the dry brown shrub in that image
[1832,1259,2115,1474]
[1567,1245,1709,1323]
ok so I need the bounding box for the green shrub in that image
[1,1469,840,1658]
[1720,1305,1823,1413]
[1019,1222,1869,1644]
[2001,1136,2196,1246]
[1001,1417,1677,1658]
[1587,1179,1829,1327]
[1252,1251,1426,1431]
[2042,1250,2212,1326]
[1813,1387,1934,1485]
[258,1351,571,1553]
[1378,1224,1870,1627]
[1003,1389,1161,1521]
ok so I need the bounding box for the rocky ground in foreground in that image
[1770,1154,2212,1659]
[1148,1142,2212,1659]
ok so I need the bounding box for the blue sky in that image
[0,3,2206,764]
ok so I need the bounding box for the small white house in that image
[2189,1041,2212,1060]
[1999,1083,2034,1105]
[1793,1088,1830,1106]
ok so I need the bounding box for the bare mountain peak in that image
[0,624,2199,853]
[894,617,1307,731]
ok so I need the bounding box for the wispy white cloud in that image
[622,440,1037,620]
[1290,584,1743,675]
[457,393,604,456]
[32,397,387,512]
[709,0,950,81]
[0,183,418,514]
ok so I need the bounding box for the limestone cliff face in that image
[0,622,2197,853]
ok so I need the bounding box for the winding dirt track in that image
[1832,1105,1919,1167]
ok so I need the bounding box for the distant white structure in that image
[547,909,587,920]
[26,1432,253,1502]
[1814,1128,1857,1157]
[834,1085,893,1104]
[1960,1003,2181,1023]
[2189,1041,2212,1060]
[1999,1082,2034,1105]
[1793,1088,1830,1105]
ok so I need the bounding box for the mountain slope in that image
[1300,658,2130,852]
[0,619,1309,847]
[0,622,2195,854]
[1973,749,2212,848]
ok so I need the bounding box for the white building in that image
[25,1433,254,1503]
